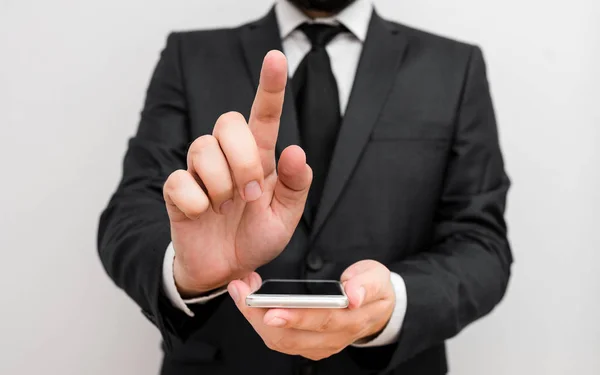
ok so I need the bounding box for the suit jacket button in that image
[306,252,323,272]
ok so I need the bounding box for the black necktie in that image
[292,23,346,219]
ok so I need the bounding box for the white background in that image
[1,0,599,374]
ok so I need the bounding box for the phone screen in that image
[255,280,344,296]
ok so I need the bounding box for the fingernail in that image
[357,287,365,306]
[229,286,240,304]
[244,181,262,201]
[220,199,233,214]
[267,317,287,327]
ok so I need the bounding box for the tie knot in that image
[298,23,347,49]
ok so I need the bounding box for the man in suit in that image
[98,0,512,374]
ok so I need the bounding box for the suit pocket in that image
[370,118,452,141]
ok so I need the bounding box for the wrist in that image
[172,259,202,298]
[173,256,250,298]
[172,257,222,298]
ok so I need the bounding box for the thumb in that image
[341,260,392,309]
[271,145,312,227]
[228,272,265,323]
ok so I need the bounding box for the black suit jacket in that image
[98,8,512,375]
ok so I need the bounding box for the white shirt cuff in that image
[351,271,407,347]
[162,242,228,317]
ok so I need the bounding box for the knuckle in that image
[188,135,218,161]
[214,111,246,134]
[163,170,189,199]
[364,259,381,267]
[185,201,208,219]
[263,338,277,352]
[233,159,260,177]
[254,108,279,124]
[317,312,334,332]
[359,259,383,272]
[323,340,344,355]
[164,170,209,218]
[164,169,186,190]
[330,346,344,357]
[202,175,234,201]
[276,337,295,351]
[192,134,217,150]
[210,186,234,203]
[326,341,342,352]
[290,315,305,330]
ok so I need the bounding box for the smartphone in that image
[246,279,349,308]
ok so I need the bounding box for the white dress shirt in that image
[162,0,407,348]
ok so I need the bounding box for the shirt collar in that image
[275,0,372,42]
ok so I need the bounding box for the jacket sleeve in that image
[97,32,224,350]
[384,46,513,370]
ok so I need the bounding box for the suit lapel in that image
[310,12,408,242]
[240,8,312,225]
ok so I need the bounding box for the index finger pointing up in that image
[248,50,288,176]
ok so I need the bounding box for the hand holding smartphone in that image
[246,279,349,308]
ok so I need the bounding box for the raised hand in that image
[162,51,312,296]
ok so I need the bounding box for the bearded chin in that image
[287,0,356,13]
